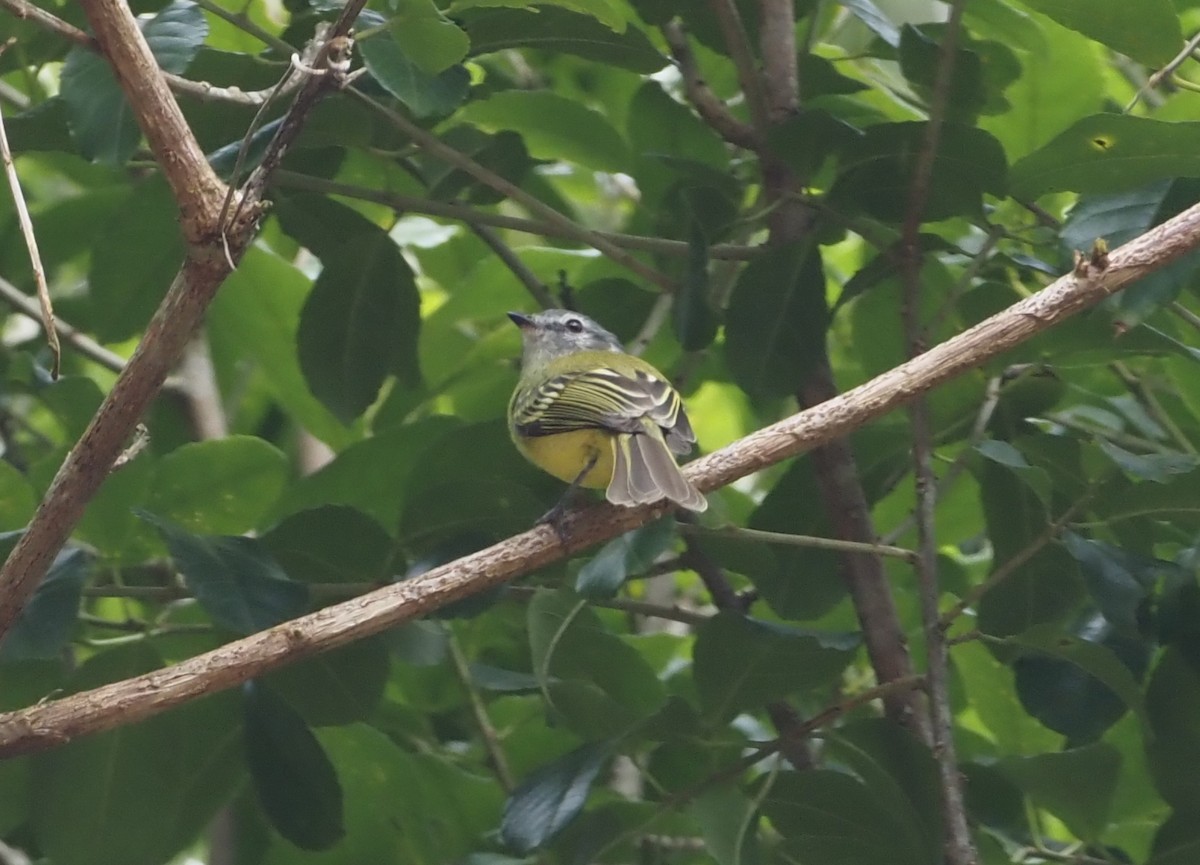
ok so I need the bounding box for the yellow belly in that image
[514,428,615,489]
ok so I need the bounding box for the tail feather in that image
[607,432,707,512]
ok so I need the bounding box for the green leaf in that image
[1062,180,1200,330]
[997,743,1121,841]
[1014,0,1181,66]
[207,246,351,448]
[273,416,463,528]
[1062,532,1163,637]
[1145,648,1200,809]
[60,49,139,164]
[528,589,666,736]
[143,514,310,634]
[262,505,395,584]
[298,232,422,423]
[359,11,469,118]
[1095,440,1198,483]
[823,721,942,860]
[830,122,1007,221]
[975,459,1084,638]
[693,613,859,722]
[458,90,630,173]
[243,682,344,850]
[263,638,391,727]
[762,724,942,865]
[764,770,911,864]
[0,549,89,661]
[1003,620,1150,736]
[689,788,761,865]
[1010,116,1200,200]
[1149,809,1200,865]
[386,0,470,74]
[574,518,675,598]
[460,6,665,72]
[309,724,502,863]
[88,176,184,342]
[147,436,289,535]
[501,741,612,853]
[146,0,208,73]
[59,1,207,165]
[31,644,243,865]
[724,241,828,399]
[899,25,986,121]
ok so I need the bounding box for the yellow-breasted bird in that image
[507,309,707,512]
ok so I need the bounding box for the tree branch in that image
[2,200,1197,755]
[661,21,760,150]
[272,170,762,260]
[898,6,980,859]
[758,0,798,118]
[0,0,365,640]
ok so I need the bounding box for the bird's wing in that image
[513,367,695,449]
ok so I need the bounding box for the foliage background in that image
[1,0,1200,863]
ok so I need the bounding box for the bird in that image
[507,309,707,513]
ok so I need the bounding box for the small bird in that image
[508,309,707,513]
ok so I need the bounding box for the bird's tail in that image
[608,431,707,512]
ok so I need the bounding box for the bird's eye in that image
[565,317,584,333]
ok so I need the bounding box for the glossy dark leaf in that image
[1005,620,1150,741]
[501,741,612,853]
[32,645,243,865]
[88,177,184,342]
[461,6,666,72]
[0,549,89,661]
[693,613,859,722]
[574,518,675,598]
[724,240,828,399]
[998,743,1120,841]
[829,122,1006,221]
[263,638,391,727]
[297,231,422,422]
[143,514,310,634]
[243,682,344,850]
[359,11,469,118]
[59,1,206,165]
[262,505,395,585]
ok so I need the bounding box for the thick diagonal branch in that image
[1,199,1198,756]
[0,0,364,639]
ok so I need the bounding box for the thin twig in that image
[627,293,674,356]
[1170,300,1200,333]
[0,275,126,372]
[661,21,759,149]
[1109,361,1196,455]
[272,170,761,260]
[468,223,556,308]
[0,77,60,377]
[0,0,297,107]
[593,674,927,860]
[346,88,679,294]
[896,3,977,862]
[447,630,515,792]
[939,493,1093,629]
[682,523,917,561]
[705,0,770,132]
[1126,29,1200,112]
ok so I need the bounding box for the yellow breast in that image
[512,427,615,489]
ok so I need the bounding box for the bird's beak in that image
[508,311,533,329]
